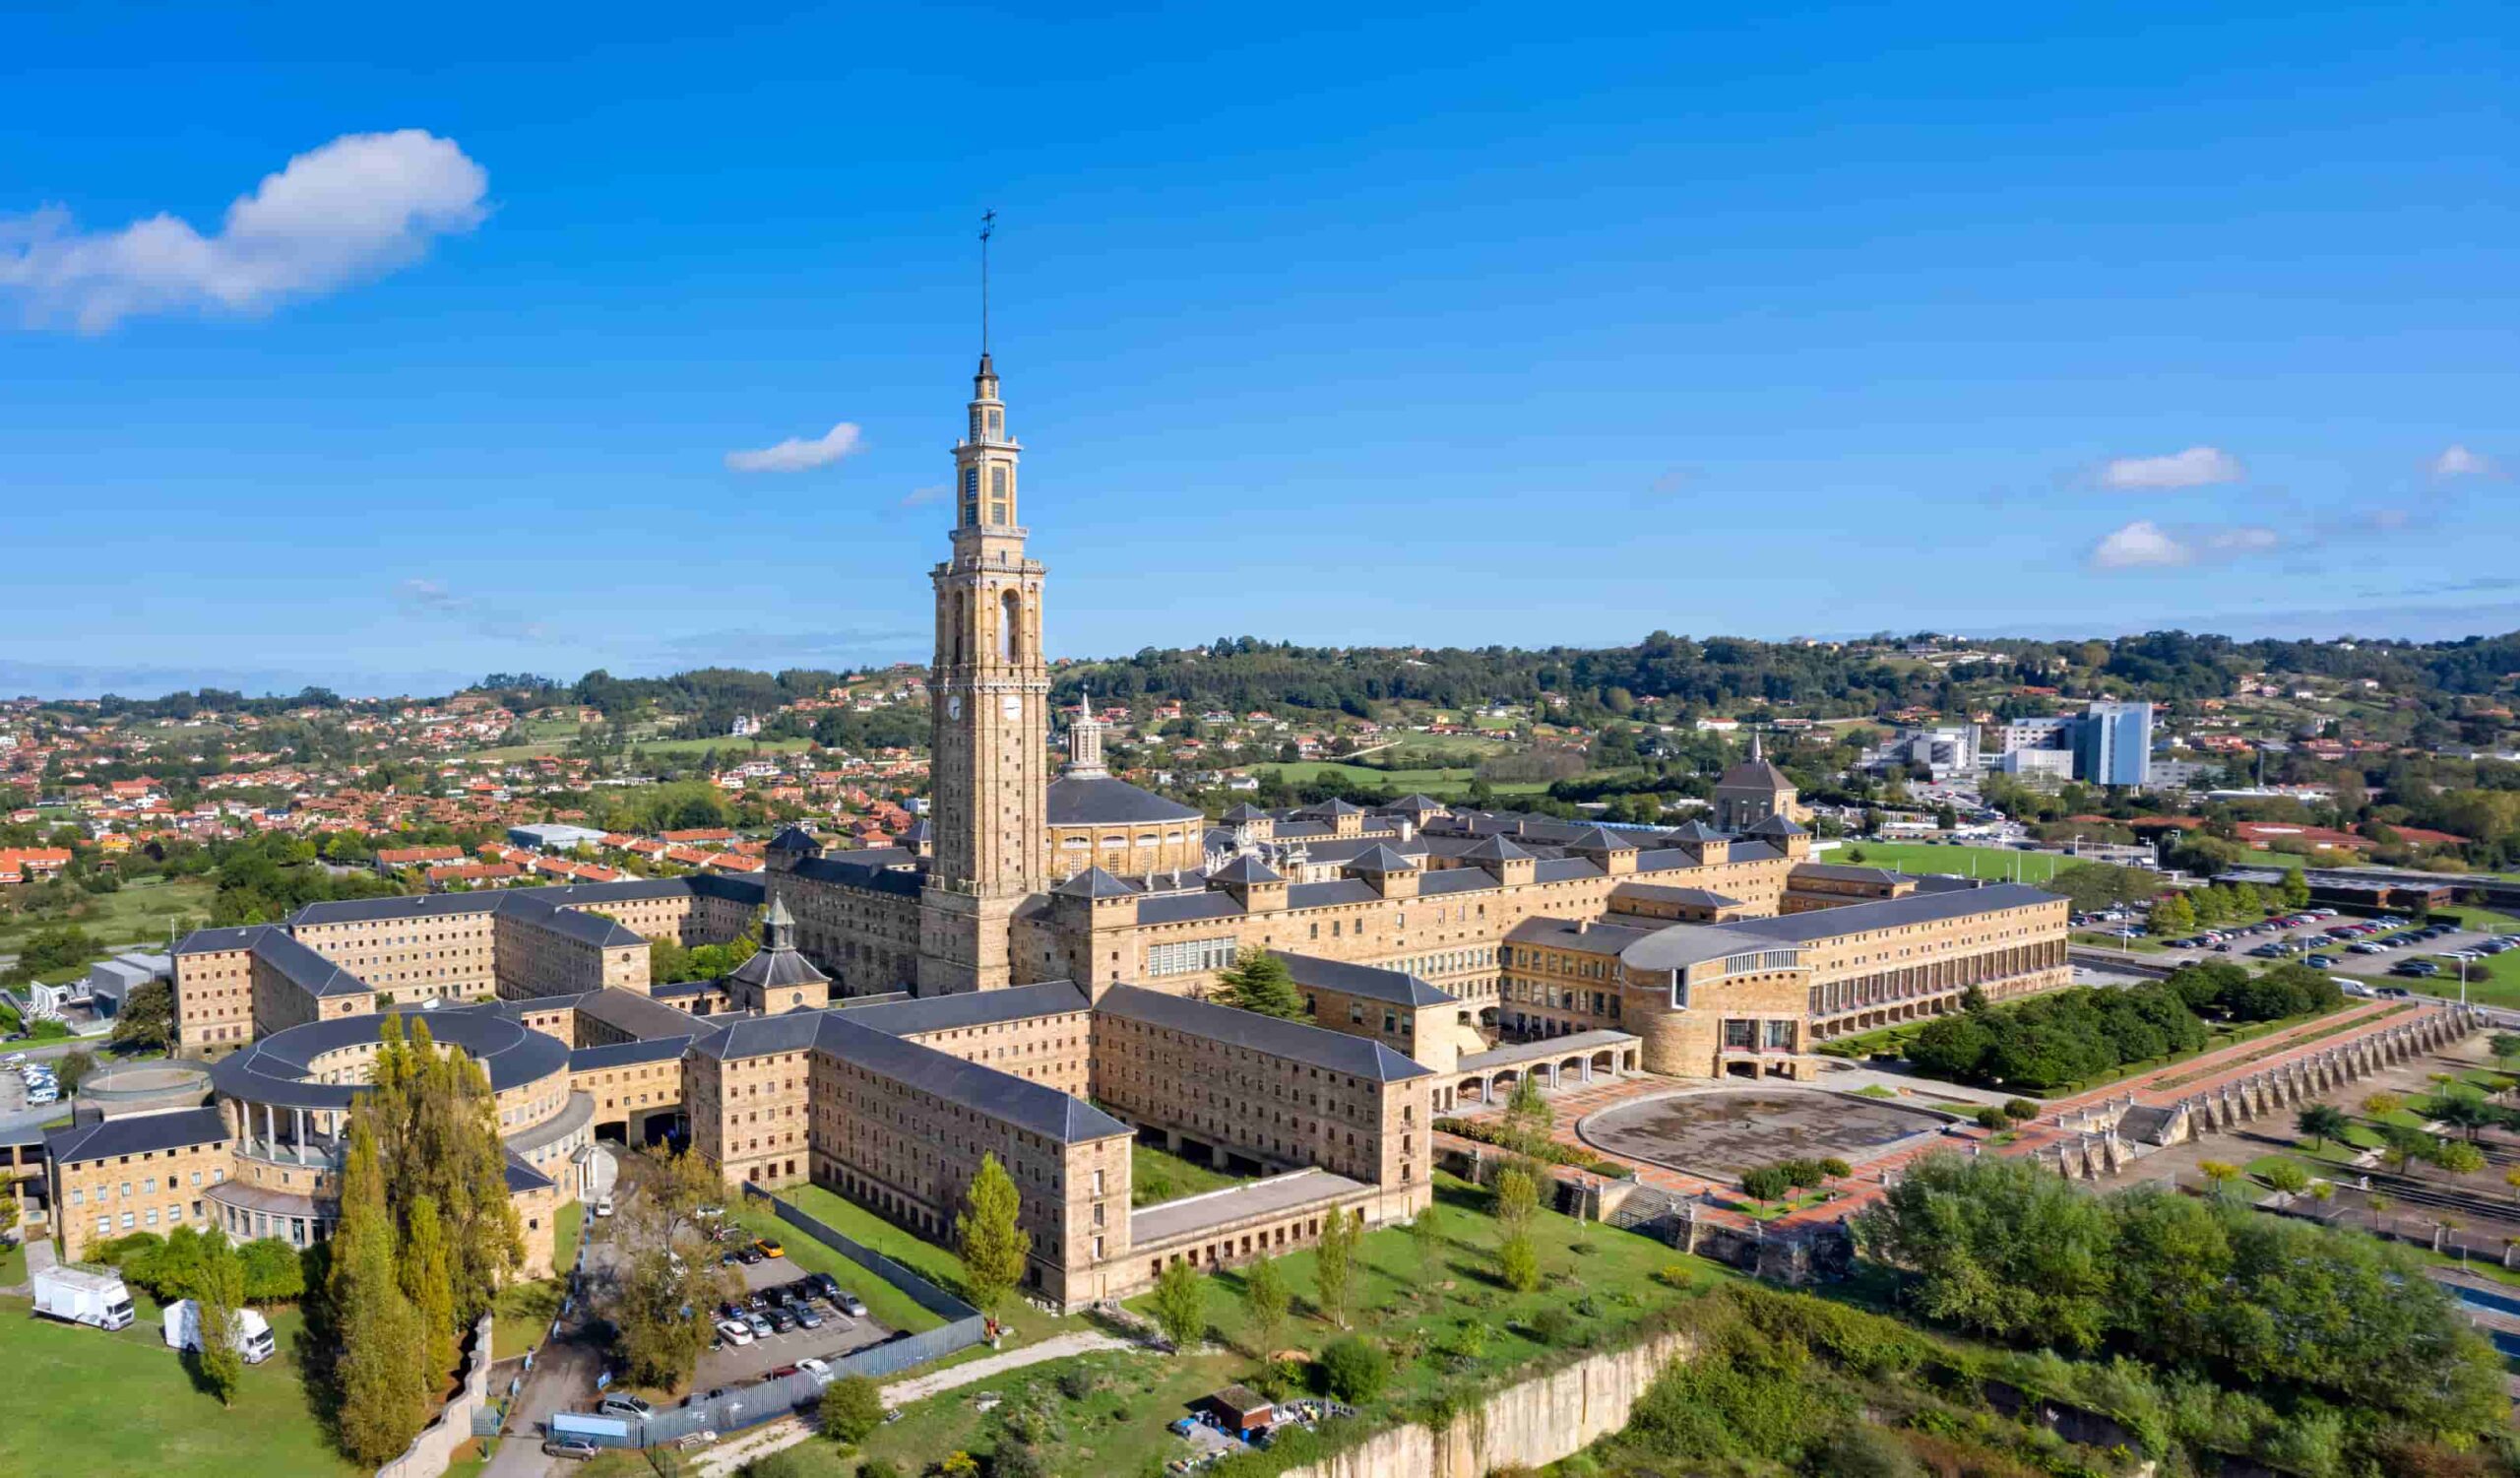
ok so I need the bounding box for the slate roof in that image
[1269,951,1454,1007]
[1134,891,1246,925]
[722,940,830,992]
[1716,881,2058,944]
[1046,774,1203,826]
[1209,855,1282,885]
[567,1037,694,1070]
[171,924,278,956]
[576,987,709,1042]
[47,1106,230,1165]
[1417,868,1498,897]
[504,1152,557,1193]
[809,1012,1133,1143]
[769,826,825,854]
[248,930,375,998]
[1718,757,1794,791]
[1561,826,1639,853]
[1052,867,1137,899]
[1222,803,1271,823]
[1384,795,1448,815]
[1607,881,1743,908]
[1096,985,1433,1081]
[1661,820,1729,844]
[1530,858,1601,883]
[1285,878,1379,909]
[1505,916,1661,952]
[790,851,925,897]
[1343,845,1418,875]
[1745,813,1807,837]
[1459,835,1534,865]
[1789,864,1908,884]
[838,980,1093,1037]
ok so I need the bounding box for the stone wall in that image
[1277,1329,1694,1478]
[376,1312,495,1478]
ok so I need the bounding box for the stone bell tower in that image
[917,351,1049,995]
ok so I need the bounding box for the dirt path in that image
[693,1329,1134,1477]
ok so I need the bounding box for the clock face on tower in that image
[947,695,962,720]
[1000,694,1022,720]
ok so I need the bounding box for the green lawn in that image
[0,1240,25,1289]
[1824,841,2068,883]
[493,1200,582,1362]
[729,1187,999,1340]
[633,736,816,760]
[1252,760,1551,799]
[0,873,220,951]
[0,1289,360,1477]
[754,1176,1735,1478]
[1129,1141,1248,1208]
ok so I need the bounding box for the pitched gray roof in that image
[769,826,825,853]
[576,986,709,1042]
[1745,813,1807,837]
[568,1037,695,1070]
[1269,951,1453,1007]
[1506,916,1660,951]
[1561,826,1639,853]
[1285,878,1379,909]
[1607,881,1742,908]
[172,924,277,956]
[722,940,830,992]
[48,1106,230,1165]
[1717,758,1794,791]
[1135,891,1246,925]
[1416,868,1497,897]
[1661,820,1729,843]
[1210,854,1282,885]
[1052,867,1137,899]
[1717,881,2059,944]
[1459,835,1534,865]
[838,980,1093,1038]
[1046,774,1203,826]
[809,1012,1133,1143]
[1530,857,1601,883]
[1343,845,1418,875]
[248,930,376,998]
[1097,985,1433,1082]
[791,851,925,897]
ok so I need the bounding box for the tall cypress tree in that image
[329,1117,428,1463]
[400,1193,458,1383]
[191,1229,248,1407]
[955,1154,1031,1317]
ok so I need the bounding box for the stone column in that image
[294,1106,308,1166]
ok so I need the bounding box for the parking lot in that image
[688,1250,896,1391]
[2079,907,2518,990]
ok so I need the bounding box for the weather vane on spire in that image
[979,209,996,354]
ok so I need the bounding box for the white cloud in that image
[2098,445,2244,489]
[900,483,951,507]
[725,422,864,474]
[2090,521,2192,568]
[2089,520,2281,571]
[0,130,487,332]
[2432,444,2495,479]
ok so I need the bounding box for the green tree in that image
[614,1245,715,1388]
[2198,1160,2241,1199]
[1499,1072,1556,1164]
[1215,949,1306,1019]
[1492,1164,1539,1234]
[1150,1256,1207,1351]
[820,1375,885,1446]
[2490,1031,2520,1068]
[2296,1104,2350,1150]
[1406,1202,1444,1277]
[1314,1206,1358,1329]
[2432,1139,2488,1176]
[954,1153,1031,1317]
[2148,891,2196,937]
[189,1230,248,1408]
[107,979,175,1055]
[1242,1255,1290,1357]
[1317,1334,1389,1403]
[327,1117,428,1464]
[399,1193,457,1382]
[1854,1153,2116,1351]
[2362,1091,2405,1119]
[1498,1230,1541,1293]
[55,1049,96,1095]
[2279,868,2311,910]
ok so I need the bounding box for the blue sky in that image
[2,2,2513,697]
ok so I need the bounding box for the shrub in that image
[1975,1106,2010,1131]
[820,1375,885,1446]
[1818,1156,1854,1179]
[2002,1099,2039,1123]
[1740,1166,1795,1201]
[856,1463,903,1478]
[1806,1424,1923,1478]
[1317,1335,1389,1403]
[1529,1305,1578,1346]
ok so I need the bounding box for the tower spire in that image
[978,209,995,357]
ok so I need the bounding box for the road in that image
[484,1147,618,1478]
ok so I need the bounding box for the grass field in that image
[728,1186,1016,1340]
[0,1287,359,1477]
[1822,841,2069,882]
[0,873,219,952]
[1129,1141,1247,1207]
[634,736,816,760]
[491,1199,583,1362]
[760,1174,1734,1478]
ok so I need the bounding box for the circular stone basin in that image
[1577,1088,1946,1182]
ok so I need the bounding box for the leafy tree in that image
[1242,1255,1290,1356]
[1406,1202,1443,1277]
[55,1049,96,1095]
[1317,1334,1389,1403]
[2435,1095,2494,1143]
[399,1193,457,1382]
[238,1238,306,1302]
[954,1153,1031,1317]
[188,1229,248,1408]
[2279,868,2312,910]
[107,979,175,1054]
[1313,1206,1358,1329]
[614,1244,715,1387]
[1499,1072,1556,1163]
[1215,949,1306,1019]
[2431,1139,2488,1176]
[327,1117,428,1464]
[1854,1154,2116,1351]
[1492,1163,1539,1236]
[2362,1091,2405,1119]
[1498,1230,1541,1293]
[2297,1104,2350,1149]
[2198,1161,2242,1199]
[819,1375,884,1446]
[2148,891,2196,936]
[1150,1256,1207,1351]
[2490,1031,2520,1068]
[1740,1165,1796,1202]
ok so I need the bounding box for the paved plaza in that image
[1576,1087,1947,1181]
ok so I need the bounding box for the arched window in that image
[999,590,1021,662]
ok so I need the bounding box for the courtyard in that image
[1575,1085,1950,1181]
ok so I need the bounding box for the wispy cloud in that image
[725,421,863,474]
[901,483,951,507]
[2088,520,2280,570]
[0,130,487,332]
[649,626,922,667]
[395,577,555,642]
[2097,446,2244,489]
[2432,444,2496,480]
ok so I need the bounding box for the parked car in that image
[716,1318,754,1346]
[797,1357,832,1383]
[598,1393,653,1418]
[835,1290,867,1317]
[794,1305,824,1329]
[544,1438,600,1460]
[768,1308,796,1334]
[595,1195,614,1218]
[745,1313,773,1338]
[754,1238,785,1259]
[737,1245,765,1265]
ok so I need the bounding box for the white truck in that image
[32,1265,137,1331]
[161,1299,276,1364]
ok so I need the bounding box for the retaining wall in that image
[377,1313,496,1478]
